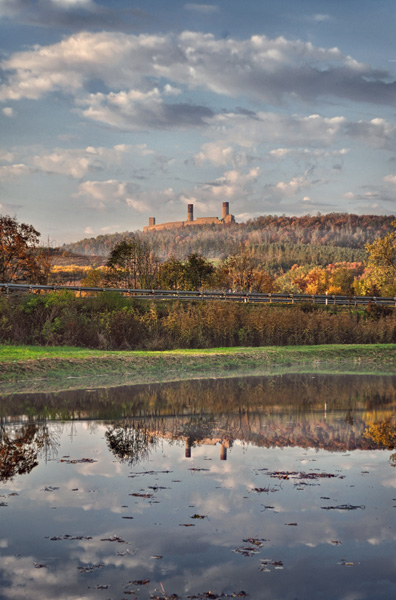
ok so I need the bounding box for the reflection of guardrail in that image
[1,283,396,307]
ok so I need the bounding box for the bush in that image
[1,292,396,350]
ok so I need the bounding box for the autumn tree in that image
[0,215,50,283]
[361,222,396,295]
[219,249,274,292]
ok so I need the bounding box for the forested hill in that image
[63,213,394,262]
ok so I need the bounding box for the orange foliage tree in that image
[0,215,50,283]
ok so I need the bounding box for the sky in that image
[1,0,396,245]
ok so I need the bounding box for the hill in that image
[62,213,394,273]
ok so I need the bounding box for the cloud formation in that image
[1,30,395,118]
[0,0,147,31]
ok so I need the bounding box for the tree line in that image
[1,213,396,296]
[63,213,395,259]
[79,227,396,297]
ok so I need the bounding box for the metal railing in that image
[1,282,395,307]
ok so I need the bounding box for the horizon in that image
[1,0,396,246]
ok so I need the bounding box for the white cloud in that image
[309,14,332,23]
[206,111,396,152]
[184,3,219,13]
[346,118,396,148]
[30,144,131,178]
[1,30,395,115]
[0,144,132,181]
[79,87,213,130]
[195,142,235,166]
[0,0,141,31]
[275,175,311,197]
[75,179,175,212]
[0,150,16,162]
[0,163,31,180]
[384,174,396,185]
[51,0,95,7]
[2,106,14,117]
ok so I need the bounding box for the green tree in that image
[106,236,159,289]
[183,253,215,290]
[159,253,214,290]
[159,258,186,290]
[0,215,50,283]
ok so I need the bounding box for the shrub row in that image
[1,291,395,350]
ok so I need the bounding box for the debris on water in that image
[100,535,128,543]
[48,534,93,541]
[122,516,134,519]
[34,563,47,568]
[234,546,260,557]
[77,564,105,573]
[285,522,298,526]
[321,504,365,511]
[130,492,154,498]
[259,559,284,572]
[186,593,248,599]
[243,538,267,546]
[190,514,207,519]
[60,458,97,464]
[42,486,59,492]
[331,540,342,545]
[179,523,195,527]
[130,579,150,585]
[252,487,278,493]
[188,468,210,472]
[151,555,163,559]
[0,502,8,507]
[338,560,358,567]
[129,470,173,477]
[267,471,342,480]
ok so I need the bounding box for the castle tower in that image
[187,204,194,222]
[148,217,156,227]
[222,202,229,220]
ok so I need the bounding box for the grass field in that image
[1,343,396,395]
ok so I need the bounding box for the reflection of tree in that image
[364,418,396,448]
[0,422,59,481]
[105,422,156,465]
[364,418,396,466]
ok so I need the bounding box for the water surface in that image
[1,374,396,599]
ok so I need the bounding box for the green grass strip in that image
[1,343,396,396]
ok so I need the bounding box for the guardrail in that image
[1,283,395,307]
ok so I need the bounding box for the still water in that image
[1,374,396,600]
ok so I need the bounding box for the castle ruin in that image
[144,202,235,232]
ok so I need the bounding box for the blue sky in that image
[1,0,396,244]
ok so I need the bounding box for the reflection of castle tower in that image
[220,442,227,461]
[183,437,231,460]
[185,439,192,458]
[144,202,235,232]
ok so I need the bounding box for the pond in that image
[1,373,396,600]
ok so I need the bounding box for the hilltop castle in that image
[143,202,235,232]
